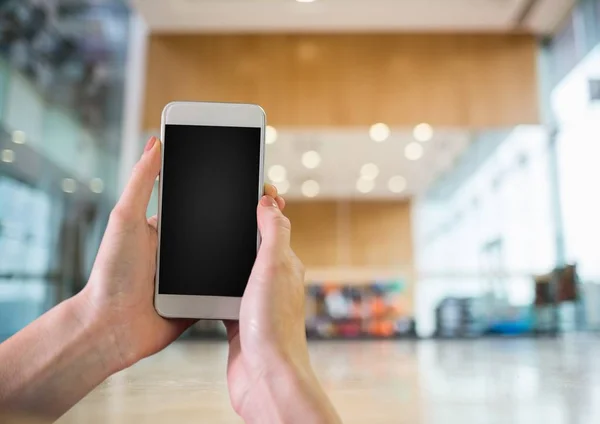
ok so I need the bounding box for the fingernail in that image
[144,136,157,153]
[261,196,278,208]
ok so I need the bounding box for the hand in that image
[78,136,192,369]
[0,137,180,417]
[0,135,297,419]
[79,136,288,371]
[224,196,341,424]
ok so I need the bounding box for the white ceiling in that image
[264,127,471,200]
[133,0,574,35]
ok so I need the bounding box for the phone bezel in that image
[154,101,266,320]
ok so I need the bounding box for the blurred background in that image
[1,0,599,346]
[3,1,600,422]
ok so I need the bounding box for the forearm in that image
[0,293,122,419]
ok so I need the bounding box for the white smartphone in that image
[154,101,265,320]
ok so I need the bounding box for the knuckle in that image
[290,249,303,268]
[264,254,292,277]
[273,214,291,230]
[109,204,135,225]
[132,160,147,175]
[296,257,306,278]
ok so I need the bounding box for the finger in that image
[257,195,291,250]
[167,318,198,339]
[276,195,286,211]
[264,183,286,210]
[222,320,240,342]
[147,215,158,230]
[264,183,278,199]
[118,137,161,216]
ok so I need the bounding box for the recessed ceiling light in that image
[301,150,321,169]
[268,165,287,182]
[356,178,375,194]
[360,163,379,180]
[296,0,317,3]
[89,178,104,194]
[369,123,390,142]
[276,180,290,195]
[266,126,278,145]
[388,176,407,193]
[61,178,77,194]
[12,130,26,144]
[301,180,320,198]
[405,142,424,161]
[413,123,433,142]
[1,149,15,163]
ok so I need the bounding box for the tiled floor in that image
[59,335,600,423]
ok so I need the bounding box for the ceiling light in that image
[266,126,277,145]
[276,180,290,195]
[296,0,317,2]
[301,150,321,169]
[301,180,320,198]
[61,178,77,194]
[268,165,287,182]
[360,163,379,180]
[1,149,15,163]
[413,123,433,142]
[89,178,104,194]
[388,176,407,194]
[356,178,375,194]
[12,130,26,144]
[405,142,424,161]
[369,123,390,142]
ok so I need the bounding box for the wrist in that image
[243,357,341,424]
[67,292,126,375]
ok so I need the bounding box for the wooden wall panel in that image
[144,34,539,129]
[284,202,339,268]
[348,202,413,269]
[284,200,413,276]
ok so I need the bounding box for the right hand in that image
[224,192,341,424]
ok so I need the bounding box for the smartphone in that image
[154,102,265,319]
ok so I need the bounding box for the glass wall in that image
[413,127,557,337]
[552,45,600,328]
[413,0,600,337]
[552,45,600,285]
[544,0,600,328]
[0,0,130,340]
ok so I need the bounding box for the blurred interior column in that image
[118,10,149,192]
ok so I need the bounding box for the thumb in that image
[118,137,161,215]
[257,195,291,251]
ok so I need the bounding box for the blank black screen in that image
[158,124,261,297]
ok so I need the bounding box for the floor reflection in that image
[59,336,600,424]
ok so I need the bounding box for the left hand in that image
[79,136,189,369]
[79,136,285,370]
